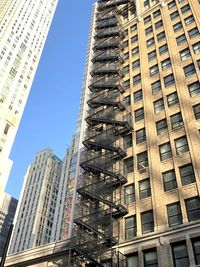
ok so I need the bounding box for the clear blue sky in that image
[6,0,94,199]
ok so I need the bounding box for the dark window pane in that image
[163,170,177,191]
[185,197,200,222]
[179,164,195,186]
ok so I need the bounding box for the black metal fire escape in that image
[71,0,133,266]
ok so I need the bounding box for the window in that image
[179,164,195,185]
[167,202,182,226]
[170,11,179,20]
[172,242,189,267]
[164,74,174,87]
[181,4,190,14]
[125,95,131,106]
[161,58,171,70]
[193,42,200,54]
[124,52,129,61]
[141,210,154,234]
[144,15,151,24]
[144,249,158,267]
[192,238,200,265]
[123,65,130,75]
[151,80,161,94]
[134,89,143,102]
[145,26,153,36]
[124,156,134,174]
[170,112,183,129]
[153,9,161,18]
[180,48,191,60]
[188,27,199,39]
[133,74,141,85]
[167,92,179,106]
[193,104,200,119]
[137,151,148,170]
[132,47,139,56]
[136,128,146,144]
[123,79,130,89]
[123,40,129,48]
[163,170,177,191]
[124,133,132,148]
[176,34,186,45]
[131,35,138,43]
[148,50,156,61]
[157,31,165,41]
[184,63,196,77]
[184,15,194,26]
[146,37,155,47]
[185,197,200,221]
[132,59,140,69]
[127,254,139,267]
[155,20,163,29]
[150,64,159,76]
[156,119,168,135]
[168,1,176,9]
[175,136,189,155]
[139,178,151,199]
[125,184,135,204]
[130,24,137,32]
[173,22,183,32]
[154,98,164,113]
[159,44,168,54]
[159,142,172,161]
[125,216,136,239]
[135,108,144,122]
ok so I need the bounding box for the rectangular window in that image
[183,63,196,77]
[141,210,154,234]
[170,11,179,20]
[146,37,155,47]
[156,119,168,135]
[163,170,177,191]
[125,95,131,106]
[167,92,179,106]
[167,202,182,226]
[184,15,194,26]
[137,151,148,170]
[145,26,153,36]
[180,48,191,60]
[181,4,190,14]
[134,89,143,102]
[130,24,137,32]
[161,58,171,70]
[188,27,199,39]
[123,79,130,90]
[144,15,151,24]
[168,1,176,9]
[132,59,140,69]
[125,216,136,239]
[192,238,200,265]
[185,197,200,222]
[139,178,151,199]
[124,133,132,148]
[193,104,200,119]
[150,64,159,76]
[151,80,161,94]
[125,184,135,204]
[123,65,130,75]
[133,74,141,85]
[172,242,189,267]
[153,9,161,18]
[164,74,174,87]
[148,50,156,61]
[136,128,146,144]
[159,142,172,161]
[155,20,163,29]
[193,42,200,54]
[175,136,189,155]
[144,249,158,267]
[135,108,144,122]
[131,35,138,43]
[124,156,134,174]
[157,31,166,41]
[179,164,195,185]
[170,112,183,129]
[176,34,186,45]
[173,21,183,32]
[154,98,164,113]
[132,47,139,56]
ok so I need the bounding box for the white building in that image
[9,148,62,254]
[0,0,58,196]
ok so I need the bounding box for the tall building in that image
[70,0,200,266]
[0,0,58,196]
[9,149,62,254]
[0,193,17,258]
